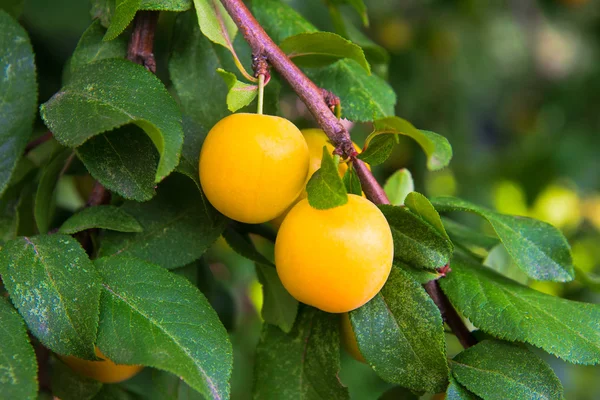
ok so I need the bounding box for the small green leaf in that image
[140,0,191,11]
[222,226,273,266]
[355,134,396,166]
[446,376,480,400]
[342,165,362,196]
[384,169,414,206]
[40,58,184,183]
[405,192,450,241]
[50,359,103,400]
[452,340,563,400]
[349,267,448,392]
[432,196,574,282]
[58,205,143,234]
[95,255,232,400]
[99,173,227,269]
[68,20,127,75]
[0,10,37,197]
[380,205,453,270]
[216,68,258,112]
[0,235,101,359]
[76,125,159,202]
[256,263,298,333]
[440,255,600,364]
[0,298,37,400]
[104,0,140,41]
[34,149,73,233]
[360,117,452,169]
[253,307,349,399]
[193,0,237,50]
[280,32,370,72]
[306,146,348,210]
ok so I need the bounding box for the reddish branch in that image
[127,11,159,73]
[221,0,476,348]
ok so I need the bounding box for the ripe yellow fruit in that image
[340,313,366,363]
[199,113,309,224]
[275,194,394,313]
[61,347,143,383]
[270,129,363,228]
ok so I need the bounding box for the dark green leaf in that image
[452,340,563,400]
[0,10,37,196]
[140,0,191,11]
[349,267,448,392]
[40,58,183,183]
[345,22,389,65]
[193,0,237,49]
[377,386,419,400]
[51,359,103,400]
[93,385,137,400]
[68,20,127,75]
[0,297,37,400]
[384,169,414,206]
[432,196,574,282]
[91,0,114,27]
[222,226,273,266]
[331,0,368,26]
[256,263,298,333]
[95,255,232,400]
[446,376,480,400]
[169,11,229,128]
[405,192,450,241]
[360,118,452,170]
[58,205,143,234]
[176,116,208,190]
[253,307,349,399]
[380,205,453,270]
[99,173,227,269]
[396,262,441,284]
[356,134,396,166]
[104,0,140,41]
[0,0,24,18]
[280,32,370,72]
[442,217,499,251]
[252,0,318,44]
[34,149,73,233]
[306,147,348,210]
[342,165,362,196]
[440,255,600,364]
[0,235,100,359]
[216,68,258,112]
[0,185,24,245]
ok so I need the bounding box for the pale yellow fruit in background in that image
[61,347,142,383]
[275,195,394,313]
[340,312,366,363]
[199,113,309,224]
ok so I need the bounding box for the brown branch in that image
[127,11,159,73]
[24,131,53,155]
[221,0,477,349]
[424,280,477,348]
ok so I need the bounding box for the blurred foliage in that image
[8,0,600,398]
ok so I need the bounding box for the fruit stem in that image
[257,74,265,115]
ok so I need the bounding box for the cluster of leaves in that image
[0,1,599,400]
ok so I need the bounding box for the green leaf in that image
[432,196,574,282]
[0,0,24,18]
[0,235,101,359]
[442,217,499,251]
[99,173,227,269]
[169,11,229,128]
[76,125,159,201]
[384,169,414,206]
[58,205,143,234]
[405,192,450,241]
[345,22,389,65]
[104,0,140,41]
[0,10,37,197]
[342,165,362,196]
[216,68,258,112]
[379,205,453,270]
[307,60,395,122]
[253,307,349,399]
[355,134,396,166]
[575,266,600,293]
[0,184,25,245]
[447,376,480,400]
[193,0,237,50]
[451,340,564,400]
[331,0,369,26]
[95,255,232,400]
[176,116,209,190]
[91,0,115,27]
[51,359,103,400]
[360,117,452,170]
[280,32,370,72]
[306,147,348,210]
[440,255,600,364]
[140,0,191,11]
[0,298,37,400]
[252,0,318,44]
[40,58,183,183]
[34,149,73,233]
[222,226,273,266]
[349,267,448,392]
[256,263,298,333]
[68,20,127,76]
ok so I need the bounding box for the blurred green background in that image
[14,0,600,398]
